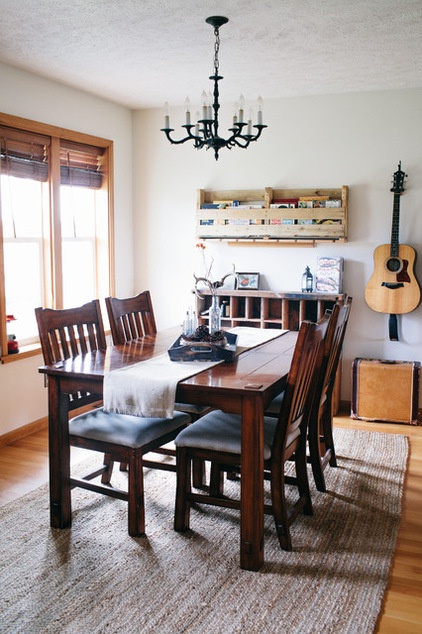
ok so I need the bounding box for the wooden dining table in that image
[39,326,298,571]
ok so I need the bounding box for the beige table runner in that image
[104,327,286,418]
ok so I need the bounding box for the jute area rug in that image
[0,428,408,634]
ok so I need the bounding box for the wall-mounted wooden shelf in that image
[196,186,348,244]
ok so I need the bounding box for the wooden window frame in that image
[0,112,115,362]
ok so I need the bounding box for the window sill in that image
[1,343,42,364]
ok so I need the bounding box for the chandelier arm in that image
[232,124,268,146]
[161,126,203,145]
[232,138,251,149]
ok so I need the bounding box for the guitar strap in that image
[389,314,399,341]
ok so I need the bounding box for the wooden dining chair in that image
[35,299,107,416]
[105,291,211,423]
[35,300,191,536]
[105,291,211,486]
[105,290,157,341]
[174,317,327,552]
[265,297,352,492]
[307,296,352,491]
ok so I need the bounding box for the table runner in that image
[103,327,286,418]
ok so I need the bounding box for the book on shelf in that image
[212,200,240,207]
[227,218,249,225]
[233,202,265,209]
[271,198,299,207]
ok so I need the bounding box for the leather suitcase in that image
[351,358,420,425]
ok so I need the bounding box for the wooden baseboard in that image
[0,417,48,448]
[0,401,102,449]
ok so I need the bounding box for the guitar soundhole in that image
[386,257,402,273]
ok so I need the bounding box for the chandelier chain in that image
[213,27,220,74]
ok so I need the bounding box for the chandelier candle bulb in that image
[257,96,263,125]
[163,101,170,129]
[239,95,245,123]
[184,98,191,125]
[201,91,207,120]
[247,108,253,135]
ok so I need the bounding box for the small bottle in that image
[182,311,191,335]
[191,310,198,333]
[209,296,222,334]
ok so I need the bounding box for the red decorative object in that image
[6,314,19,353]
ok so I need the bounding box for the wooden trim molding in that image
[0,417,47,448]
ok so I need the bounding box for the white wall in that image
[133,88,422,404]
[0,62,133,435]
[1,60,421,436]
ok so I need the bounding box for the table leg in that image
[48,377,72,529]
[240,393,264,571]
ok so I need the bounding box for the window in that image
[0,114,114,357]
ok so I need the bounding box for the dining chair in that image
[35,299,114,482]
[265,297,352,492]
[174,317,327,552]
[105,291,211,486]
[307,296,352,491]
[35,299,107,412]
[35,300,191,536]
[105,290,157,341]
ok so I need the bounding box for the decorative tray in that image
[168,331,238,363]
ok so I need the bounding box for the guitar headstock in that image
[390,161,407,194]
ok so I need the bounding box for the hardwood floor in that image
[334,415,422,633]
[0,413,421,632]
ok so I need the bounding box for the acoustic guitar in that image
[365,162,420,316]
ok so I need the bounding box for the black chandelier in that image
[160,16,267,160]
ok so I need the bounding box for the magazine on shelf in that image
[315,256,344,293]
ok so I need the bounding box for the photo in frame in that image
[236,272,260,290]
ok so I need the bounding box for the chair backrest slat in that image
[105,291,157,344]
[35,300,106,365]
[273,316,328,461]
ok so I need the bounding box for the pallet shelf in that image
[196,186,349,244]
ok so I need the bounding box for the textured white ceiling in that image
[1,0,422,109]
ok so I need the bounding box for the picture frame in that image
[236,272,260,290]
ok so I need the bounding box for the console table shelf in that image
[196,289,344,331]
[196,289,345,410]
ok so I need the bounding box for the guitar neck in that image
[390,192,401,257]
